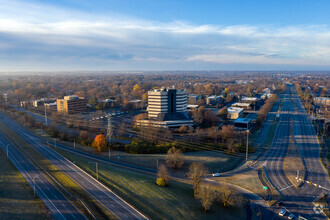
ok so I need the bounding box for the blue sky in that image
[0,0,330,71]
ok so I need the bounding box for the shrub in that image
[156,178,167,187]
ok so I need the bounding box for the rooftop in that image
[234,118,252,123]
[228,107,244,113]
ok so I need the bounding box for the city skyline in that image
[0,0,330,71]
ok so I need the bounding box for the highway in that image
[0,113,148,220]
[252,85,329,219]
[0,131,86,219]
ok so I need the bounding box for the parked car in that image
[279,210,286,216]
[212,173,220,177]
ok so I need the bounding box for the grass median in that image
[284,120,305,187]
[0,121,115,220]
[0,147,48,219]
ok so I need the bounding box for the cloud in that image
[0,0,330,70]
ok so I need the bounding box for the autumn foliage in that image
[92,134,108,152]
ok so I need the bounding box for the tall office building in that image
[138,88,193,128]
[148,88,187,119]
[57,95,87,114]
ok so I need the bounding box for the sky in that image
[0,0,330,71]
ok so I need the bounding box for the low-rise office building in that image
[234,118,252,130]
[227,107,244,120]
[57,95,87,114]
[231,102,251,110]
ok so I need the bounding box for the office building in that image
[57,95,87,114]
[138,88,193,128]
[227,107,244,120]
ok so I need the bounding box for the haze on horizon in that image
[0,0,330,72]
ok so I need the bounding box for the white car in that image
[212,173,220,177]
[279,210,286,216]
[288,213,295,220]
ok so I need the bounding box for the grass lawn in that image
[0,149,48,219]
[57,148,247,220]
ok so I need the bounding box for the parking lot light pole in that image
[246,130,249,161]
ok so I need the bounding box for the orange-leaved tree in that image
[92,134,108,152]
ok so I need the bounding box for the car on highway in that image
[276,202,284,207]
[212,173,220,177]
[288,213,296,220]
[279,209,286,216]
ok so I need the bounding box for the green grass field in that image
[0,149,48,219]
[57,148,246,220]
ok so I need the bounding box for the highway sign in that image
[263,186,268,190]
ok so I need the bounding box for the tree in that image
[220,125,235,142]
[187,163,209,197]
[92,134,108,152]
[156,164,170,186]
[166,147,184,169]
[197,183,217,211]
[217,185,244,207]
[218,107,228,120]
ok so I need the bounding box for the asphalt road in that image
[257,85,328,219]
[0,130,86,220]
[0,113,148,220]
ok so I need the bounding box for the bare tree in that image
[187,163,209,197]
[166,147,184,169]
[156,164,170,186]
[197,183,217,211]
[217,185,244,207]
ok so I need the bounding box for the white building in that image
[147,88,187,119]
[231,102,251,110]
[227,107,244,119]
[138,88,193,128]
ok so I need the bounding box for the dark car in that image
[276,202,284,207]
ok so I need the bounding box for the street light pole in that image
[33,176,38,197]
[44,105,48,126]
[246,130,249,161]
[74,139,76,149]
[6,144,10,159]
[96,162,98,180]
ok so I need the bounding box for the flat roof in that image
[228,107,244,113]
[242,97,258,101]
[232,102,250,107]
[234,118,252,123]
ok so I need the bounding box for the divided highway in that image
[0,132,86,219]
[0,113,148,220]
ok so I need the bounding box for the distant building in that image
[187,104,199,110]
[314,97,330,106]
[241,97,259,103]
[44,102,57,110]
[206,95,223,105]
[188,94,201,104]
[227,107,244,120]
[128,99,142,108]
[32,98,57,108]
[231,102,251,110]
[57,95,87,114]
[234,118,252,130]
[20,101,31,108]
[137,88,193,128]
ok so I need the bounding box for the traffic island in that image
[284,119,306,187]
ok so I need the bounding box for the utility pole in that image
[44,105,48,126]
[88,162,98,180]
[53,139,56,150]
[6,144,9,159]
[33,176,38,197]
[109,147,111,159]
[246,130,249,161]
[106,113,113,143]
